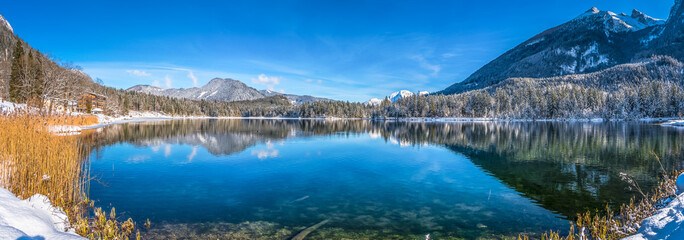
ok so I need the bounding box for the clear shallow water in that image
[84,120,684,239]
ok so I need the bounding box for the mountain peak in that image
[586,7,600,14]
[0,14,13,34]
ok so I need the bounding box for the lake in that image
[83,119,684,239]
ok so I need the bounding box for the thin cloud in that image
[187,71,198,87]
[411,55,441,76]
[126,70,151,77]
[152,80,161,88]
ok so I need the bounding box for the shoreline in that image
[42,110,684,135]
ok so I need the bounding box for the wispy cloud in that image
[411,55,441,76]
[187,71,198,87]
[126,70,151,77]
[252,74,281,91]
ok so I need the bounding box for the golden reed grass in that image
[0,111,87,207]
[0,110,139,239]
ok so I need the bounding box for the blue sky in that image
[1,0,674,102]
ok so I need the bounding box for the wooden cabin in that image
[78,92,107,113]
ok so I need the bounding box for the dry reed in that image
[0,110,138,239]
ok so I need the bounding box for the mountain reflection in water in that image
[83,119,684,239]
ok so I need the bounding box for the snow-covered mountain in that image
[128,78,331,104]
[440,3,680,95]
[365,90,430,105]
[259,90,331,105]
[389,90,414,102]
[0,14,13,34]
[128,78,265,102]
[364,98,383,106]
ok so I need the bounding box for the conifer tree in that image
[8,40,24,102]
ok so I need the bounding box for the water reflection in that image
[84,119,684,238]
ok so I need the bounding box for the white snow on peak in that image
[0,14,13,34]
[365,98,383,106]
[389,90,415,102]
[575,7,664,33]
[365,90,428,105]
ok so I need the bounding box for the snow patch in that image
[560,61,578,75]
[0,188,84,239]
[198,91,207,98]
[526,38,545,46]
[579,43,610,72]
[0,99,26,113]
[0,14,13,33]
[622,195,684,239]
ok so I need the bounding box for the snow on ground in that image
[0,188,84,239]
[623,174,684,240]
[662,120,684,127]
[0,99,26,114]
[49,125,83,136]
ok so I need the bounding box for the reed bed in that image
[0,110,138,239]
[44,114,99,126]
[0,111,86,207]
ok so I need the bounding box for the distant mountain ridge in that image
[259,89,332,105]
[127,78,331,104]
[440,0,684,95]
[127,78,265,102]
[365,90,429,105]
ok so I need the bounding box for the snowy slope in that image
[622,174,684,240]
[0,188,84,239]
[365,98,383,106]
[389,90,415,102]
[0,14,13,34]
